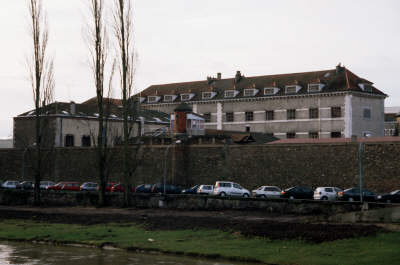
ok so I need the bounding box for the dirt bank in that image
[0,206,383,243]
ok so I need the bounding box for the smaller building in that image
[0,138,12,149]
[170,103,205,136]
[384,107,400,136]
[13,97,170,149]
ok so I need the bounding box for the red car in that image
[111,183,136,193]
[48,182,80,191]
[106,182,117,192]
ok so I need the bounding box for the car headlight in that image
[377,195,382,199]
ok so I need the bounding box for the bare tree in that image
[27,0,55,206]
[112,0,138,205]
[85,0,111,206]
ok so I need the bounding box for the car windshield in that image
[390,190,400,195]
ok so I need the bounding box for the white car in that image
[197,185,213,195]
[252,186,281,198]
[1,180,19,189]
[40,181,56,190]
[313,187,342,200]
[212,181,250,197]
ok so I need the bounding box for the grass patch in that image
[0,219,399,265]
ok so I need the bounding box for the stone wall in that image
[1,141,400,192]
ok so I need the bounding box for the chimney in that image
[336,63,344,75]
[235,70,242,83]
[70,101,76,115]
[217,73,221,80]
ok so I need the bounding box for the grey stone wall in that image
[1,141,399,193]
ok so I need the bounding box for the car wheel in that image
[348,197,354,202]
[220,192,226,197]
[243,193,249,198]
[322,196,328,200]
[289,195,294,200]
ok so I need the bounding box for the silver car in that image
[313,187,342,200]
[252,186,281,198]
[1,180,19,189]
[212,181,250,197]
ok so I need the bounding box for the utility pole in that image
[358,142,364,202]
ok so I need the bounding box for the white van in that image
[314,187,342,200]
[212,181,250,197]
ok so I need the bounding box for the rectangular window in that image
[147,96,159,103]
[203,113,211,123]
[225,112,234,122]
[287,109,296,120]
[181,94,191,101]
[331,107,342,118]
[264,88,275,95]
[331,131,342,138]
[309,132,319,139]
[245,111,254,121]
[309,108,319,119]
[164,95,175,102]
[308,84,320,92]
[202,92,214,100]
[65,134,74,147]
[265,110,274,120]
[243,89,256,97]
[363,108,371,119]
[286,132,296,139]
[224,90,236,98]
[81,135,91,147]
[285,85,297,94]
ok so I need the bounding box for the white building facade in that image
[137,65,386,139]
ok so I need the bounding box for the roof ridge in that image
[144,69,335,89]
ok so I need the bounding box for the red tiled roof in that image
[137,66,386,103]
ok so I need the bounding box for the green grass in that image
[0,219,399,265]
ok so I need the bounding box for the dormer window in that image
[148,96,161,103]
[264,87,279,95]
[202,92,217,100]
[358,83,372,92]
[180,93,195,101]
[285,85,301,94]
[224,90,239,98]
[308,83,324,93]
[164,95,177,102]
[243,89,259,97]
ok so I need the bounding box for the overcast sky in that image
[1,0,400,138]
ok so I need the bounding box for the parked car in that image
[151,183,182,194]
[337,188,377,202]
[212,181,250,197]
[48,182,66,190]
[252,186,281,198]
[377,190,400,203]
[16,181,34,190]
[280,186,313,199]
[181,185,200,194]
[1,180,19,189]
[135,184,153,193]
[105,182,117,192]
[61,182,81,191]
[111,183,136,193]
[80,182,98,191]
[313,187,342,200]
[197,185,213,195]
[48,182,80,191]
[40,181,55,190]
